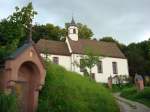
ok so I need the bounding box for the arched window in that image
[73,29,76,34]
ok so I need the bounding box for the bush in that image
[120,87,137,98]
[0,92,18,112]
[110,83,133,93]
[120,86,150,107]
[38,63,119,112]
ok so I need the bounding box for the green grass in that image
[111,84,133,93]
[0,92,18,112]
[38,63,119,112]
[102,83,133,93]
[120,86,150,107]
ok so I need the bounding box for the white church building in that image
[37,18,129,83]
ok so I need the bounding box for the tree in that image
[75,48,100,79]
[77,23,93,39]
[99,36,117,42]
[32,24,66,42]
[0,2,37,60]
[32,22,93,42]
[125,40,150,77]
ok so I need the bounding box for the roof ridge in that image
[79,38,117,44]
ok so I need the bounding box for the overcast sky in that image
[0,0,150,44]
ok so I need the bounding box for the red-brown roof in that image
[68,38,126,58]
[36,39,70,56]
[36,39,126,59]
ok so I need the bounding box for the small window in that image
[73,29,76,34]
[97,61,103,73]
[112,62,118,74]
[91,73,95,80]
[80,59,85,72]
[53,57,59,64]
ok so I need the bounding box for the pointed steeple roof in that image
[65,17,77,28]
[70,17,76,26]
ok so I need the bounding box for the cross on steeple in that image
[28,19,33,43]
[28,24,32,42]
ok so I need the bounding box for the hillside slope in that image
[38,63,119,112]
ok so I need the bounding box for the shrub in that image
[0,92,18,112]
[120,86,150,107]
[134,87,150,99]
[120,87,137,98]
[38,63,119,112]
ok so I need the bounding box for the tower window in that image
[73,29,76,34]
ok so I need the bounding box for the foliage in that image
[120,86,150,107]
[110,83,133,93]
[100,37,117,42]
[81,48,100,77]
[124,40,150,77]
[38,63,119,112]
[74,48,100,78]
[0,92,18,112]
[0,19,23,60]
[32,24,66,42]
[8,2,37,28]
[0,2,37,60]
[33,22,94,42]
[77,23,93,39]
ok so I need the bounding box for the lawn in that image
[38,62,119,112]
[120,86,150,107]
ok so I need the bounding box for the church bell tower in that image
[68,17,78,41]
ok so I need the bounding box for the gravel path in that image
[113,93,150,112]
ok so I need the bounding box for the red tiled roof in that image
[68,38,126,58]
[36,38,126,59]
[36,39,70,56]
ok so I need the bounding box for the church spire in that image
[67,17,78,41]
[70,16,76,26]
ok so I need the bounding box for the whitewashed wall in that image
[41,53,71,71]
[41,53,129,83]
[71,54,129,83]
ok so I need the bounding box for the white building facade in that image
[37,18,129,83]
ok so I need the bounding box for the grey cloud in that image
[1,0,150,44]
